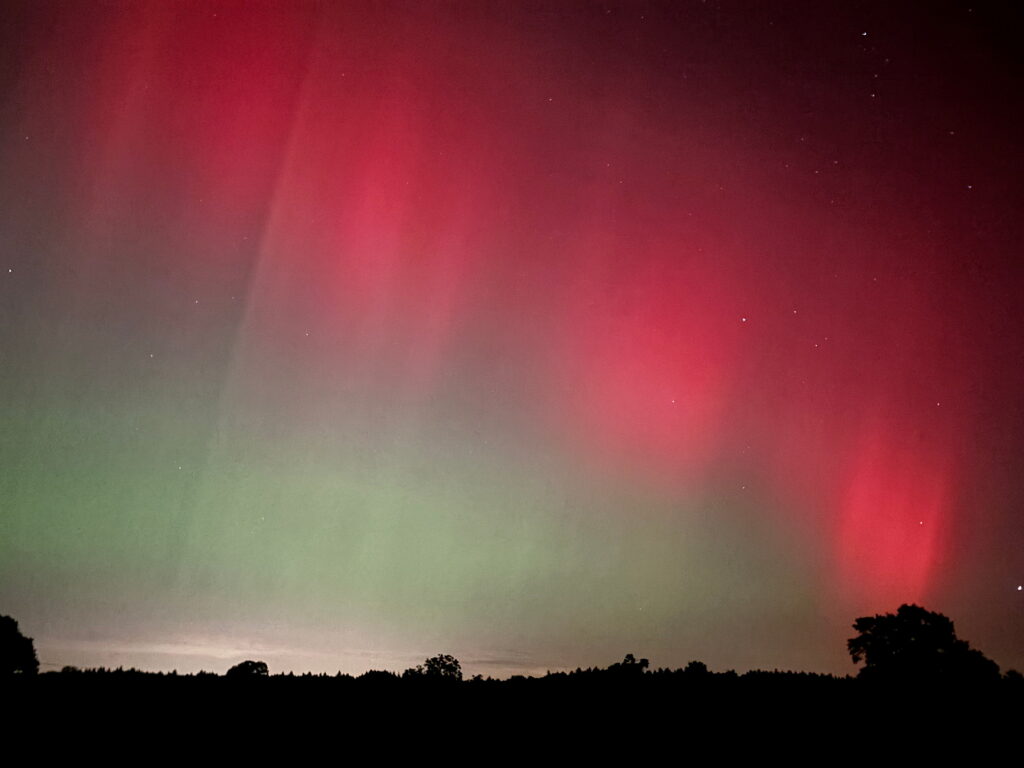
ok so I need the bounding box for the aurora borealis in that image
[1,1,1022,678]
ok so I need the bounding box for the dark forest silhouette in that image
[5,604,1022,746]
[2,604,1020,694]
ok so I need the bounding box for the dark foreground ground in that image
[6,667,1021,755]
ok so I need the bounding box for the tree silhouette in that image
[0,614,39,675]
[847,604,1000,683]
[682,660,709,678]
[608,653,650,677]
[405,653,462,681]
[225,660,269,678]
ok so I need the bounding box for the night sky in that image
[2,1,1022,678]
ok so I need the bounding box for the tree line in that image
[3,604,1022,689]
